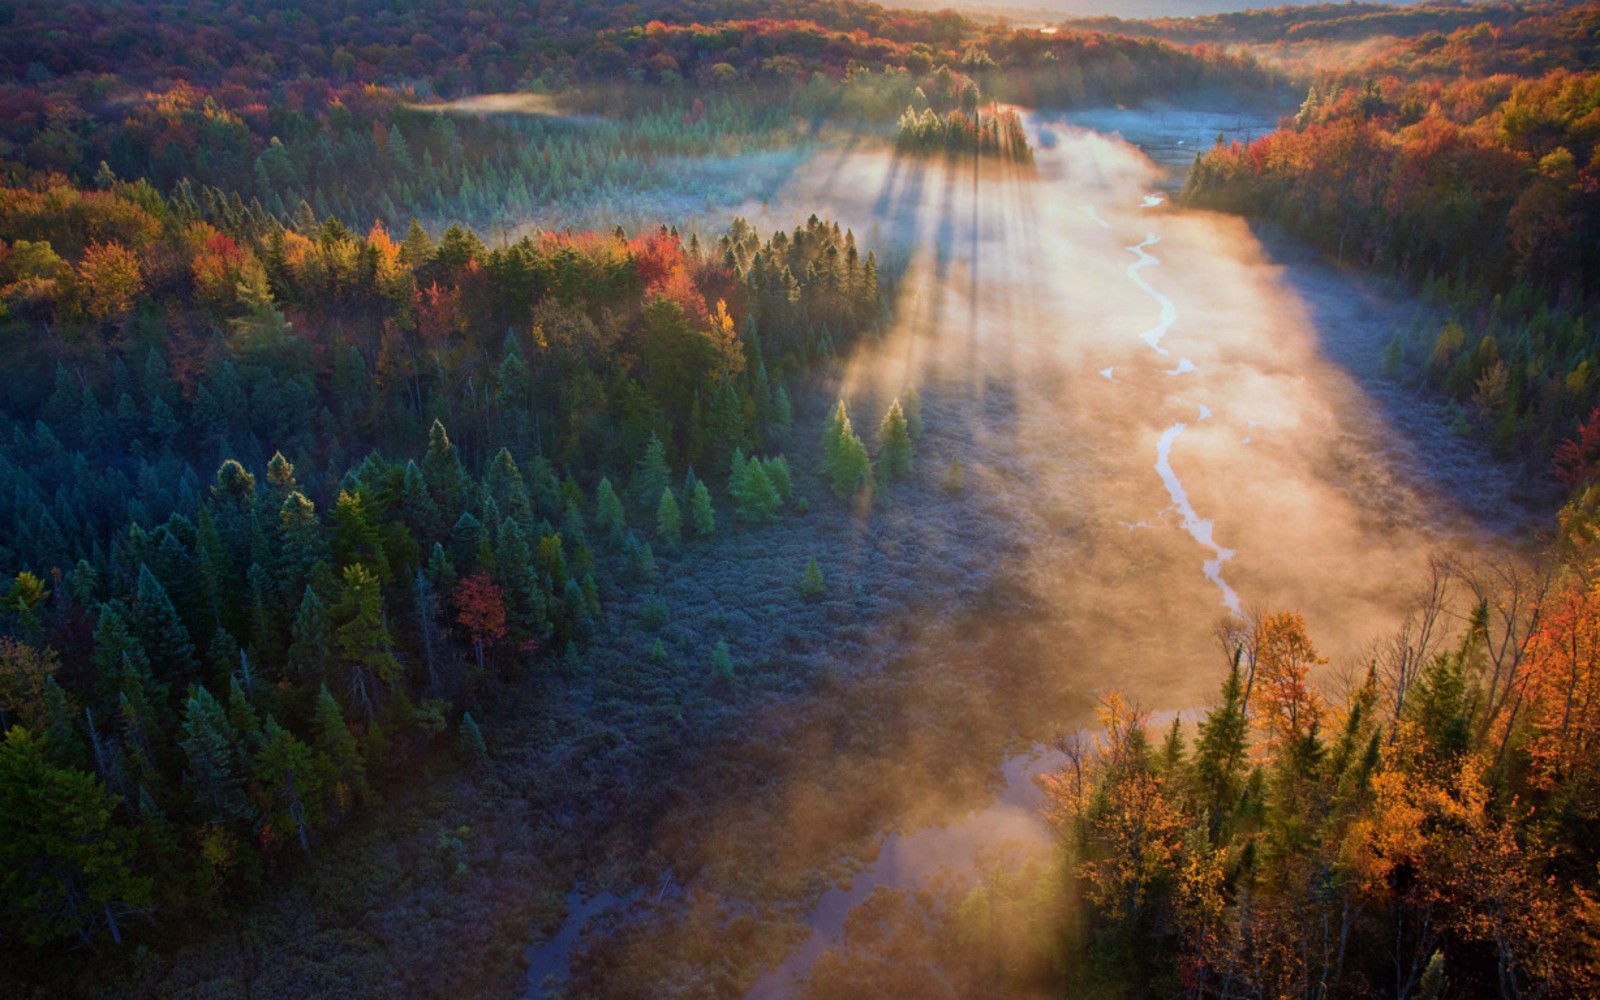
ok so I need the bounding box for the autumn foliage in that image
[1043,576,1600,997]
[454,573,507,670]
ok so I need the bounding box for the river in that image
[524,107,1543,998]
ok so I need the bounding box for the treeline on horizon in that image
[0,0,1282,233]
[1175,0,1600,475]
[1061,0,1589,52]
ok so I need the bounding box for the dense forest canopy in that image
[2,0,1599,997]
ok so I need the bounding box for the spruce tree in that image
[877,399,914,481]
[422,420,472,521]
[632,433,671,513]
[458,712,487,763]
[943,458,965,493]
[822,400,871,498]
[254,718,320,857]
[1194,658,1249,832]
[764,456,793,504]
[331,490,387,579]
[732,458,781,523]
[398,462,440,541]
[179,686,252,824]
[594,476,627,546]
[710,639,734,684]
[312,685,370,812]
[495,519,547,640]
[771,384,793,438]
[0,727,151,946]
[91,603,154,712]
[287,586,333,683]
[800,557,825,600]
[276,491,323,610]
[484,449,531,528]
[132,565,197,685]
[656,488,682,550]
[690,480,716,537]
[332,565,401,721]
[399,219,434,268]
[902,386,924,438]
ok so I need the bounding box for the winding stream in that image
[1123,219,1243,617]
[523,105,1541,999]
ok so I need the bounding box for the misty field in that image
[82,104,1551,1000]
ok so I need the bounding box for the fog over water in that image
[746,114,1533,699]
[529,110,1544,997]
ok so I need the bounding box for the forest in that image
[1181,0,1600,465]
[2,0,1598,998]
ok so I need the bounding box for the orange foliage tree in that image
[73,240,142,325]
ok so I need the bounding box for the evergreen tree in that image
[311,685,369,813]
[494,519,546,641]
[1194,658,1249,834]
[877,399,914,481]
[423,420,471,521]
[287,585,333,683]
[771,384,793,438]
[91,603,155,712]
[632,432,671,513]
[178,685,252,825]
[484,449,531,529]
[331,490,387,579]
[800,556,826,600]
[943,458,965,493]
[690,479,716,537]
[399,219,434,268]
[656,488,682,550]
[710,639,734,684]
[224,651,262,730]
[426,542,457,590]
[822,400,872,498]
[458,712,487,763]
[132,565,197,685]
[902,387,924,438]
[594,476,627,546]
[276,491,323,610]
[253,718,320,857]
[332,565,401,720]
[763,456,793,503]
[731,457,781,523]
[0,728,150,946]
[398,461,440,541]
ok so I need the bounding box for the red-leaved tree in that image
[454,573,507,671]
